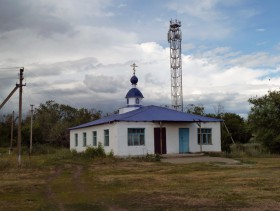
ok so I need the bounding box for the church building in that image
[69,64,222,156]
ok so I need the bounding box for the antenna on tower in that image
[168,19,183,111]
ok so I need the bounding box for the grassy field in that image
[1,149,280,211]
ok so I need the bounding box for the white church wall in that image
[154,122,221,154]
[188,122,221,152]
[70,121,221,156]
[165,123,187,154]
[115,122,156,156]
[70,123,117,154]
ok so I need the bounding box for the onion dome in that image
[130,75,138,85]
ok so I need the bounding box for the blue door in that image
[179,128,189,153]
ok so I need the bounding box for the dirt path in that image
[162,156,240,165]
[72,165,86,193]
[46,167,65,211]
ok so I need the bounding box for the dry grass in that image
[0,150,280,210]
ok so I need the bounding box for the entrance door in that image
[154,128,166,154]
[179,128,189,153]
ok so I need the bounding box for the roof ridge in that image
[119,106,150,120]
[150,105,221,121]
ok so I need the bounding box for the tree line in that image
[185,90,280,153]
[0,90,280,153]
[185,104,252,152]
[0,100,102,148]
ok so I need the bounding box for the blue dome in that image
[126,88,144,98]
[130,75,138,84]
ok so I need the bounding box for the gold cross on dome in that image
[130,63,138,75]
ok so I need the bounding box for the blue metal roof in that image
[125,88,144,98]
[69,105,222,130]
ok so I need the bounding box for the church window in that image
[197,128,212,145]
[127,98,129,104]
[128,128,145,146]
[104,129,109,146]
[136,98,139,104]
[75,133,78,146]
[83,132,87,147]
[92,131,97,146]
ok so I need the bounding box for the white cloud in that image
[228,52,280,68]
[84,74,126,93]
[0,0,279,117]
[167,0,221,21]
[165,0,235,40]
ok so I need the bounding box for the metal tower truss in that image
[168,19,183,111]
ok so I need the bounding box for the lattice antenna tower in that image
[168,19,183,111]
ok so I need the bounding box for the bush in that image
[0,148,8,155]
[144,153,162,162]
[107,150,114,158]
[0,158,12,170]
[31,144,58,155]
[76,143,107,159]
[230,143,269,157]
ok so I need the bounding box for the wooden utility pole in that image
[0,87,18,110]
[29,104,34,156]
[9,111,14,155]
[17,68,25,166]
[223,122,235,144]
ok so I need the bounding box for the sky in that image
[1,0,280,118]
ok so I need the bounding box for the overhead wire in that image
[1,64,93,118]
[23,66,77,113]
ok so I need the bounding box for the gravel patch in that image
[162,156,240,165]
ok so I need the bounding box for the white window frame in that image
[83,132,87,147]
[75,133,78,146]
[197,128,212,145]
[92,131,97,146]
[104,129,109,146]
[128,128,145,146]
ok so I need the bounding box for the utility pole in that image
[9,111,14,155]
[29,104,34,156]
[0,87,18,110]
[223,122,235,144]
[17,68,25,166]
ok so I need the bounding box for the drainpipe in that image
[199,121,202,153]
[160,121,162,154]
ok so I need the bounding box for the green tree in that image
[248,90,280,153]
[0,114,16,147]
[185,104,205,115]
[26,100,102,147]
[207,111,251,152]
[221,113,251,152]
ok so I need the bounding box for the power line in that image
[0,67,24,69]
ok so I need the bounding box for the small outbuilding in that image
[69,64,222,156]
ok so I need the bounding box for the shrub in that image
[31,144,57,155]
[144,153,162,162]
[96,142,106,157]
[230,143,269,157]
[107,150,114,158]
[82,143,106,159]
[0,159,12,171]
